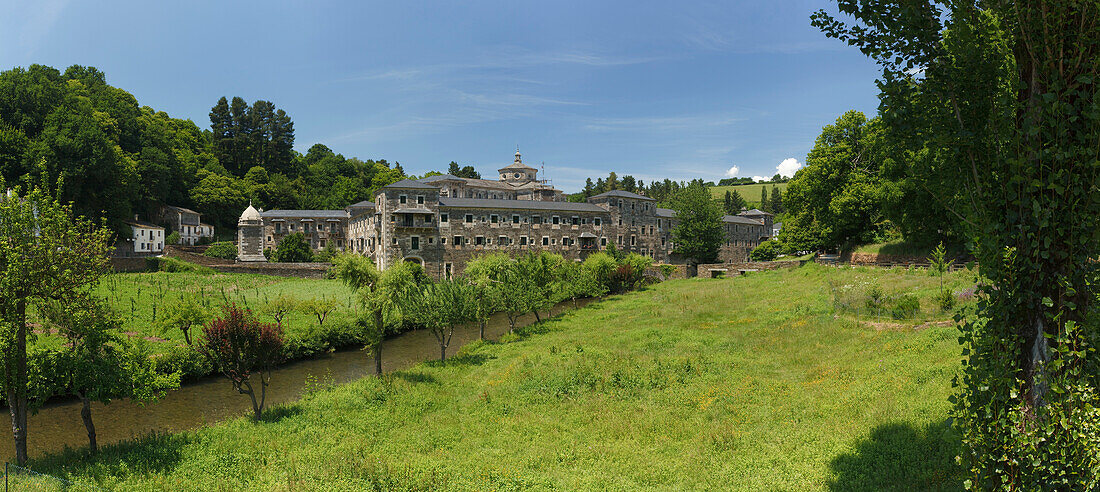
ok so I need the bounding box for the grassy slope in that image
[709,182,789,208]
[41,265,970,491]
[90,272,355,349]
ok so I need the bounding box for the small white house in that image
[125,218,165,253]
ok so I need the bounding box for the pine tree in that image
[771,185,783,214]
[583,178,594,198]
[760,186,769,212]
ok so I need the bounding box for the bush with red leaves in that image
[198,304,284,421]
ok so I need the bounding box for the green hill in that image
[709,182,788,209]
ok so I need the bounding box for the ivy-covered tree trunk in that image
[814,1,1100,486]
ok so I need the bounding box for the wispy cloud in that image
[4,0,68,53]
[581,114,744,133]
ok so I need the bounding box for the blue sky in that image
[0,1,881,192]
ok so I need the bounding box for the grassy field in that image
[36,264,973,490]
[709,182,788,209]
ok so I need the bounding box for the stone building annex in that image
[237,151,773,277]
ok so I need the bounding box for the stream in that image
[5,299,595,463]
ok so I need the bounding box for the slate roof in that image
[124,219,164,229]
[260,210,349,219]
[739,208,774,216]
[589,190,656,201]
[346,200,375,209]
[655,207,676,218]
[721,215,764,225]
[161,204,201,215]
[418,174,466,183]
[438,197,606,212]
[499,161,537,171]
[383,179,440,190]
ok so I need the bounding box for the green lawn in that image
[709,182,788,208]
[93,272,356,346]
[38,264,971,490]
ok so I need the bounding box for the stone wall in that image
[847,252,971,268]
[211,262,331,279]
[110,257,151,272]
[693,260,803,277]
[650,263,688,280]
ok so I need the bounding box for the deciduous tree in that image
[198,304,283,422]
[0,186,112,464]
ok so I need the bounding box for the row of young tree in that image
[332,249,655,373]
[720,185,784,215]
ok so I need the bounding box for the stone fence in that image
[693,260,803,278]
[210,262,331,279]
[164,246,234,267]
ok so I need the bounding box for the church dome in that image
[239,202,262,222]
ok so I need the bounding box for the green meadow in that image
[708,182,789,209]
[38,264,972,490]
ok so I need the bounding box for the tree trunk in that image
[373,310,384,375]
[440,343,447,363]
[6,299,28,465]
[79,395,97,454]
[479,320,485,340]
[240,380,261,422]
[533,311,541,323]
[374,345,382,376]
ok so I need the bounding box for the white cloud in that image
[776,158,803,178]
[724,166,740,177]
[752,176,767,182]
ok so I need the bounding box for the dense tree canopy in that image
[0,64,409,236]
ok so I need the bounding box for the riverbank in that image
[34,264,972,490]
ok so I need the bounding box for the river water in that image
[6,300,593,463]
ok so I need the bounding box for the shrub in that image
[890,294,920,320]
[145,257,215,274]
[166,231,181,245]
[935,290,956,312]
[314,242,338,263]
[203,241,237,260]
[750,240,782,261]
[198,304,284,421]
[272,233,313,263]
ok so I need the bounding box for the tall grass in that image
[36,264,968,490]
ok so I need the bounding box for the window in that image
[475,236,485,246]
[275,223,283,233]
[441,237,447,245]
[617,199,623,208]
[417,195,424,205]
[618,218,623,226]
[423,214,432,224]
[552,216,560,225]
[399,195,407,204]
[428,237,434,244]
[465,214,473,223]
[392,237,398,245]
[562,236,570,245]
[490,214,499,224]
[571,216,579,225]
[600,237,607,246]
[445,263,453,279]
[552,238,557,245]
[512,214,520,224]
[631,202,635,211]
[520,236,528,246]
[617,235,623,245]
[499,235,508,245]
[304,223,312,233]
[453,235,463,246]
[594,217,602,226]
[411,237,419,250]
[533,215,542,224]
[542,236,549,246]
[631,235,636,246]
[658,219,662,229]
[440,213,448,223]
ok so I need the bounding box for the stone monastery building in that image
[238,151,773,278]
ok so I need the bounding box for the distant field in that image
[41,264,972,490]
[709,182,788,208]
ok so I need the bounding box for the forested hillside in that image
[0,65,407,234]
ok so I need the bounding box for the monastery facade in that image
[237,151,772,277]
